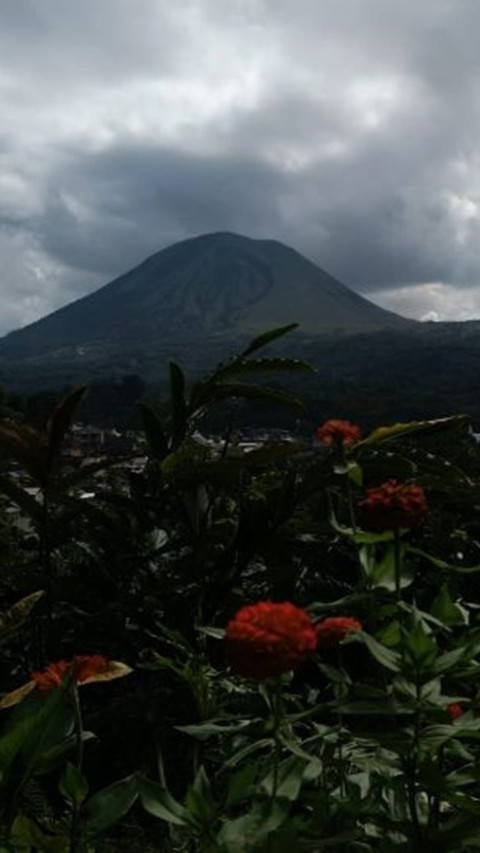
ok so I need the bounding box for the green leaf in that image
[217,800,289,853]
[10,814,67,852]
[223,738,273,769]
[139,777,197,827]
[259,756,306,801]
[193,382,305,412]
[431,646,469,677]
[161,442,209,476]
[169,360,187,448]
[330,513,395,543]
[59,761,89,804]
[185,766,215,826]
[0,686,73,792]
[177,719,258,740]
[212,357,315,382]
[347,461,363,486]
[84,773,139,836]
[421,721,480,749]
[59,457,120,491]
[197,626,226,640]
[0,423,48,486]
[317,663,352,685]
[138,402,169,460]
[0,475,43,523]
[0,591,44,644]
[403,622,438,672]
[360,633,402,672]
[336,699,407,715]
[408,546,480,575]
[358,414,469,447]
[431,584,469,627]
[360,542,413,591]
[225,762,259,807]
[46,385,88,472]
[34,731,95,775]
[240,324,299,358]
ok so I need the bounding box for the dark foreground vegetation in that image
[2,325,480,851]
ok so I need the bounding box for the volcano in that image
[0,232,411,383]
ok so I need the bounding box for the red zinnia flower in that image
[357,480,427,532]
[316,419,362,447]
[315,616,363,647]
[225,601,317,679]
[32,654,110,691]
[446,702,464,721]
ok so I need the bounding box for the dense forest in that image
[3,321,480,431]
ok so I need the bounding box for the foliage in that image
[1,326,480,849]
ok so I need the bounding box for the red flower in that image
[315,616,363,647]
[72,655,110,683]
[225,601,317,679]
[316,419,362,447]
[357,480,427,531]
[446,702,464,721]
[32,655,109,691]
[31,660,71,691]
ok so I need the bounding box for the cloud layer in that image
[2,0,480,332]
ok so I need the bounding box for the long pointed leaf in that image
[192,382,305,412]
[240,323,299,357]
[139,777,198,827]
[59,457,123,492]
[139,402,169,460]
[46,386,87,472]
[0,475,43,522]
[0,424,47,485]
[358,414,469,447]
[210,356,315,383]
[0,591,44,645]
[85,773,139,836]
[169,360,187,448]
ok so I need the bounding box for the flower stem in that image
[394,528,402,601]
[69,685,84,853]
[336,647,347,798]
[345,476,357,534]
[269,680,283,807]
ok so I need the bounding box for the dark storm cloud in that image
[2,0,480,329]
[27,143,288,276]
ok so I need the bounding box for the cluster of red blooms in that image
[31,655,109,691]
[225,602,317,679]
[315,616,363,647]
[446,702,464,721]
[315,419,362,447]
[225,602,362,679]
[358,479,428,532]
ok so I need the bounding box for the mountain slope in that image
[0,232,412,384]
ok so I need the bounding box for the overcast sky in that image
[2,0,480,333]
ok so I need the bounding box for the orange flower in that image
[0,656,132,710]
[32,654,110,691]
[316,419,362,447]
[225,601,317,679]
[72,654,110,684]
[358,480,427,532]
[446,702,464,721]
[315,616,363,647]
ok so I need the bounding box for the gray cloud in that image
[2,0,480,333]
